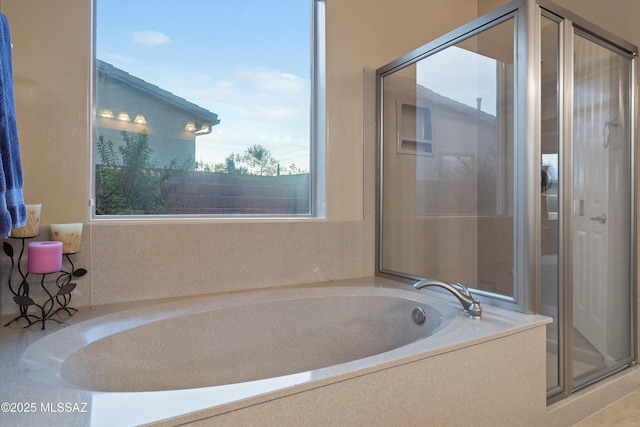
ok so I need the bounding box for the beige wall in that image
[1,0,91,224]
[0,0,638,315]
[551,0,640,45]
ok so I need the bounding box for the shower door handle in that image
[590,213,606,224]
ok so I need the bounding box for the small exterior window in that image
[93,0,321,216]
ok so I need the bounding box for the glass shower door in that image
[378,12,517,305]
[376,0,637,401]
[540,13,561,393]
[571,31,633,387]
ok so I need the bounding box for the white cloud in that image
[132,30,170,46]
[237,67,306,95]
[190,66,310,167]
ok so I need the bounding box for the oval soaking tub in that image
[16,281,550,427]
[24,286,443,393]
[21,285,447,393]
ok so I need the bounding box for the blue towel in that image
[0,12,25,238]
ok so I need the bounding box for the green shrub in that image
[95,130,187,215]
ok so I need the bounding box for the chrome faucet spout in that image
[413,279,482,319]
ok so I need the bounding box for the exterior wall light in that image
[117,112,131,122]
[195,124,212,136]
[134,114,147,124]
[185,122,196,132]
[98,109,114,119]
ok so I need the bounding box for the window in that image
[93,0,321,216]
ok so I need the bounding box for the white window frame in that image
[90,0,326,220]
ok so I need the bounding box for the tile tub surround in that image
[1,277,550,426]
[0,218,376,316]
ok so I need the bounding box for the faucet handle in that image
[454,283,482,318]
[452,282,470,296]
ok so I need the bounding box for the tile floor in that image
[573,389,640,426]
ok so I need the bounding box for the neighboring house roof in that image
[97,59,221,127]
[416,83,496,122]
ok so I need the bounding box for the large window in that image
[93,0,320,216]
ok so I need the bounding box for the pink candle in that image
[28,241,63,274]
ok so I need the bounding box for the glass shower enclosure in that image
[376,0,636,401]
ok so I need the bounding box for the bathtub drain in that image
[412,307,426,325]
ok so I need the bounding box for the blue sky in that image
[417,46,498,116]
[96,0,312,170]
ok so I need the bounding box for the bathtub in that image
[11,279,550,426]
[23,285,444,393]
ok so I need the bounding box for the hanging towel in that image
[0,12,25,238]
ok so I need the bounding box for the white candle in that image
[50,223,83,254]
[11,204,42,238]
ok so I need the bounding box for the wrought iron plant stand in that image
[3,238,87,330]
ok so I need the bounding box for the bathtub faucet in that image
[413,279,482,319]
